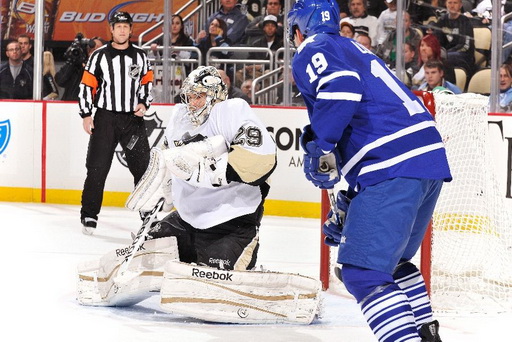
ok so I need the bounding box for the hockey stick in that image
[319,161,341,225]
[326,188,341,225]
[115,197,165,283]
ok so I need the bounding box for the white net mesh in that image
[431,93,512,313]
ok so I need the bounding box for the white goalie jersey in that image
[165,98,276,228]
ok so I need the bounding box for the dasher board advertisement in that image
[1,0,190,42]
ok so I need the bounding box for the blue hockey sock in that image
[393,262,433,328]
[342,265,420,342]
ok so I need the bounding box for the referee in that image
[78,11,153,235]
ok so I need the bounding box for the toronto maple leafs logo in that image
[0,120,11,155]
[128,64,141,79]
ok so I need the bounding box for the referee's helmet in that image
[109,12,133,26]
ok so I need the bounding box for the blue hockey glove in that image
[300,125,341,189]
[323,190,351,247]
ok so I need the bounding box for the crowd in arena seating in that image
[4,0,512,109]
[337,0,512,101]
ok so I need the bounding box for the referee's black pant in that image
[80,108,150,221]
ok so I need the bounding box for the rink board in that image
[1,100,511,217]
[0,101,320,217]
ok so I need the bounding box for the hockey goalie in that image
[77,66,322,324]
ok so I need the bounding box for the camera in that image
[64,33,94,65]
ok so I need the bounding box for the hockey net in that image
[321,92,512,314]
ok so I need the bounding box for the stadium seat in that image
[473,27,491,69]
[413,27,424,40]
[467,68,491,95]
[453,67,467,92]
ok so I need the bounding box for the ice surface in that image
[0,202,507,341]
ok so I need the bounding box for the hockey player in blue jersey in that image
[288,1,452,341]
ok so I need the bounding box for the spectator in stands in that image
[42,51,59,100]
[205,0,250,46]
[402,41,420,88]
[241,78,259,100]
[411,34,456,89]
[245,0,284,45]
[242,0,263,21]
[0,40,33,99]
[356,32,373,51]
[469,0,507,24]
[148,14,196,103]
[432,0,475,75]
[218,69,252,104]
[340,21,356,38]
[499,63,512,112]
[376,11,421,69]
[18,34,33,70]
[276,70,304,106]
[376,0,397,45]
[55,36,105,101]
[237,15,283,86]
[408,0,445,27]
[337,0,350,18]
[149,14,195,60]
[417,59,462,93]
[340,0,379,47]
[338,0,387,18]
[366,0,388,17]
[196,18,232,67]
[249,15,283,55]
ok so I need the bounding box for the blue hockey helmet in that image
[287,0,340,42]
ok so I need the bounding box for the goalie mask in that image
[180,66,228,126]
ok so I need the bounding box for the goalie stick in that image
[115,197,165,283]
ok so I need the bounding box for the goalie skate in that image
[160,261,322,324]
[77,236,178,306]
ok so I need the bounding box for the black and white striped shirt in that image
[78,42,153,117]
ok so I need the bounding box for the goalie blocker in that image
[160,261,322,324]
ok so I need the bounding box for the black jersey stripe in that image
[78,43,153,117]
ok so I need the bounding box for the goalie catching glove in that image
[300,125,341,189]
[164,134,228,188]
[126,135,228,212]
[323,190,351,247]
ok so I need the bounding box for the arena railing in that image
[138,0,218,47]
[142,46,202,103]
[206,46,274,87]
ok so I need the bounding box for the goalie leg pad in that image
[125,147,174,212]
[77,236,179,307]
[159,261,322,324]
